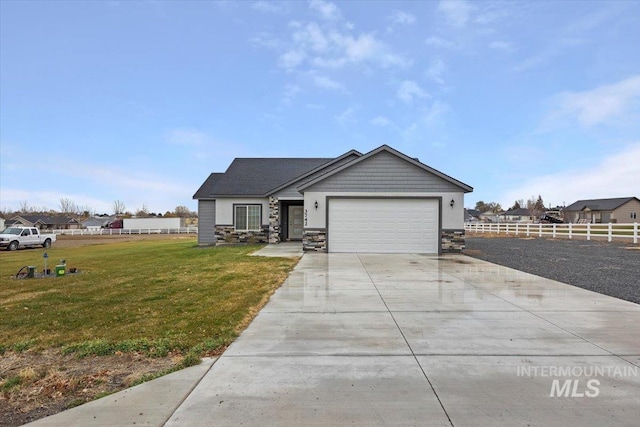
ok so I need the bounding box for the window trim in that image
[234,204,262,231]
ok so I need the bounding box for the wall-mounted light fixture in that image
[314,201,319,210]
[450,199,455,208]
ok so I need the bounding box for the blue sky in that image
[1,0,639,215]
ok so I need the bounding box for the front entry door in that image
[288,206,304,240]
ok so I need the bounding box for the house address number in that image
[304,209,308,226]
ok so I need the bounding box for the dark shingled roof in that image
[193,173,224,199]
[565,197,639,212]
[196,158,333,198]
[502,208,533,216]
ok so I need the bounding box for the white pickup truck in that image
[0,227,56,251]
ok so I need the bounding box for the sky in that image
[1,0,639,215]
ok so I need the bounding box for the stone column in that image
[269,196,280,244]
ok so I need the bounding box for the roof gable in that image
[267,150,362,197]
[298,145,473,193]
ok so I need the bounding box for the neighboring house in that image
[7,215,80,230]
[498,208,535,223]
[464,209,481,222]
[194,145,473,254]
[0,217,5,231]
[82,216,115,230]
[564,197,640,224]
[478,212,498,222]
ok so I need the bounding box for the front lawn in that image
[0,236,299,424]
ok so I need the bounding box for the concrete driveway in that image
[167,253,640,426]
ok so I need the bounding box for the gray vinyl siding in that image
[198,200,216,245]
[273,153,360,199]
[304,151,463,193]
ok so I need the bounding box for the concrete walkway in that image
[29,253,640,426]
[250,242,303,257]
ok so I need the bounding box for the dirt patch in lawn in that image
[0,349,181,426]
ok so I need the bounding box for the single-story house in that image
[0,217,5,231]
[7,215,80,230]
[564,197,640,224]
[81,216,116,230]
[498,208,535,223]
[194,145,473,254]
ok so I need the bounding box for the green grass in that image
[0,238,298,357]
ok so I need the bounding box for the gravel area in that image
[465,235,640,305]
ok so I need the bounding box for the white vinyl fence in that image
[465,222,638,244]
[54,227,198,236]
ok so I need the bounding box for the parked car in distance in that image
[0,227,57,251]
[540,214,564,224]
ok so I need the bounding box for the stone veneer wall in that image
[303,229,327,252]
[215,226,269,244]
[268,197,280,244]
[441,229,465,253]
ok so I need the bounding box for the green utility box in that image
[55,265,65,277]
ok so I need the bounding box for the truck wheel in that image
[43,239,52,248]
[8,241,19,251]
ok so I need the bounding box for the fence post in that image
[634,223,638,244]
[587,223,591,241]
[553,224,556,238]
[506,223,509,235]
[515,223,519,236]
[539,223,542,237]
[608,223,612,242]
[526,223,530,237]
[568,223,572,240]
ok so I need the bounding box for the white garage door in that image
[328,198,439,253]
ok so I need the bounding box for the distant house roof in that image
[502,208,533,216]
[9,215,79,226]
[565,197,639,212]
[466,209,482,217]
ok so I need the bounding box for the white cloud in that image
[438,0,474,27]
[309,0,340,20]
[279,49,307,71]
[423,100,449,124]
[282,84,301,104]
[397,80,428,104]
[335,106,357,125]
[166,129,209,146]
[371,115,392,127]
[500,143,640,208]
[425,58,447,85]
[271,11,410,73]
[308,71,343,91]
[425,36,457,50]
[250,32,280,49]
[544,75,640,128]
[251,1,285,14]
[489,40,514,52]
[389,10,416,27]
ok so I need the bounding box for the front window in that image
[632,212,637,220]
[235,205,261,231]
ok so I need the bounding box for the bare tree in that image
[59,198,80,215]
[174,205,191,218]
[113,200,126,215]
[135,204,149,218]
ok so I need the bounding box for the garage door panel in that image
[328,199,438,253]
